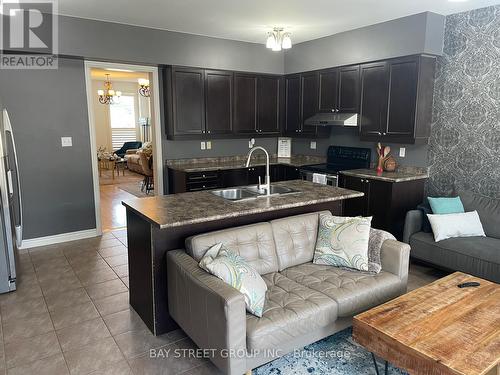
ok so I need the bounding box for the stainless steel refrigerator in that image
[0,104,23,293]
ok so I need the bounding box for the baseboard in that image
[19,229,99,250]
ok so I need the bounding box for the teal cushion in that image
[428,197,465,214]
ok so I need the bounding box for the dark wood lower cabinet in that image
[340,174,426,239]
[168,165,304,194]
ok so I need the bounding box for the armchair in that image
[114,141,142,158]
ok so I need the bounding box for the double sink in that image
[211,185,301,201]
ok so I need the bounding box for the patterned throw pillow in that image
[367,228,396,273]
[199,243,267,317]
[313,214,372,271]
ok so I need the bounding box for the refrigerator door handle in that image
[3,111,23,248]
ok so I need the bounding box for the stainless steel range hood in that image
[304,112,358,127]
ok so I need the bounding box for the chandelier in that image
[138,78,151,97]
[266,27,292,52]
[97,74,121,105]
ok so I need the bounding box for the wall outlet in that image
[249,138,255,148]
[206,141,212,150]
[399,147,406,157]
[61,137,72,147]
[310,141,317,150]
[200,141,206,150]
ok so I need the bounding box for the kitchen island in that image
[122,180,363,335]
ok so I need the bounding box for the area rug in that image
[119,182,152,198]
[254,328,407,375]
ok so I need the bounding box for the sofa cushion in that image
[270,211,329,271]
[281,263,402,317]
[410,232,500,265]
[246,272,338,351]
[185,223,279,275]
[459,190,500,239]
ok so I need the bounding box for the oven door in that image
[300,170,338,187]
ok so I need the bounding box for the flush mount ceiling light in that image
[266,27,292,52]
[97,74,121,105]
[138,78,151,97]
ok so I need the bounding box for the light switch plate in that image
[399,147,406,157]
[310,141,317,150]
[206,141,212,150]
[61,137,72,147]
[200,141,206,150]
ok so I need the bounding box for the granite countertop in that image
[166,155,326,172]
[122,180,363,229]
[340,168,429,183]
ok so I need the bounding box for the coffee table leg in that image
[371,353,389,375]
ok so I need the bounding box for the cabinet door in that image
[205,70,233,135]
[257,76,281,134]
[366,179,393,231]
[301,72,320,135]
[318,68,339,112]
[248,166,266,185]
[341,175,369,216]
[338,65,360,113]
[283,166,301,180]
[385,58,418,138]
[233,74,257,134]
[222,168,249,188]
[359,62,389,138]
[172,68,205,135]
[285,75,302,135]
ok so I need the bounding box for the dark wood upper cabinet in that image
[233,74,257,134]
[171,67,205,136]
[285,74,302,135]
[359,61,389,138]
[257,76,281,134]
[205,70,233,135]
[338,65,360,113]
[360,56,436,143]
[318,69,339,112]
[300,72,320,134]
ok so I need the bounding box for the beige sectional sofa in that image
[167,211,411,375]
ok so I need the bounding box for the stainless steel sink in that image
[245,185,300,196]
[211,185,301,201]
[210,188,258,201]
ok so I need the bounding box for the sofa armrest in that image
[167,250,247,375]
[381,240,410,289]
[403,210,423,244]
[125,149,139,155]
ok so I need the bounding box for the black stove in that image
[300,146,371,184]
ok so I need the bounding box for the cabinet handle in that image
[382,132,386,136]
[377,132,382,135]
[207,130,211,134]
[331,109,335,113]
[336,109,339,112]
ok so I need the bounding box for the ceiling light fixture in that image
[97,74,121,105]
[266,27,292,52]
[138,78,151,97]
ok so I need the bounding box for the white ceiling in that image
[58,0,500,44]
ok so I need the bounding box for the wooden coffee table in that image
[353,272,499,375]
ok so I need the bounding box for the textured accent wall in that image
[428,5,500,199]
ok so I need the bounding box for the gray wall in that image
[164,138,278,159]
[428,5,500,199]
[284,12,445,74]
[58,16,284,74]
[292,128,429,167]
[0,58,96,239]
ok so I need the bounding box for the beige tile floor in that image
[0,230,447,375]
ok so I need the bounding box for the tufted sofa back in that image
[270,211,329,271]
[185,222,279,275]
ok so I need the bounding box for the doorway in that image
[84,62,163,233]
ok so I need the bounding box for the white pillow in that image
[199,243,267,317]
[427,211,486,242]
[313,214,372,271]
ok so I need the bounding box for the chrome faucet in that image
[245,146,271,196]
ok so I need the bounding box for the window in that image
[109,95,138,149]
